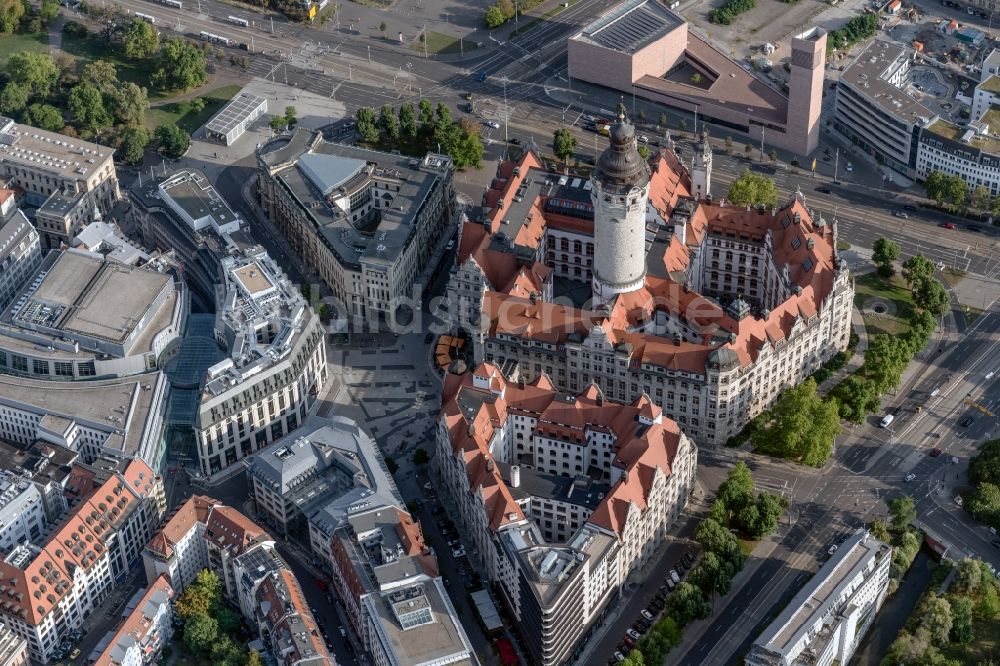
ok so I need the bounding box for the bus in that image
[199,31,232,46]
[156,0,182,8]
[134,11,155,22]
[227,15,249,26]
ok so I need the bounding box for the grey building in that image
[0,210,41,312]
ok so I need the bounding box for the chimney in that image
[511,465,521,488]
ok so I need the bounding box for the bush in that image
[827,13,879,52]
[709,0,756,24]
[62,21,88,38]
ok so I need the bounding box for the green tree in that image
[887,496,916,535]
[744,143,753,158]
[970,439,1000,486]
[950,596,974,643]
[81,60,118,94]
[184,613,219,653]
[967,482,1000,524]
[726,169,778,208]
[695,518,744,570]
[869,518,891,543]
[871,237,901,277]
[919,595,953,646]
[385,456,399,474]
[637,145,650,160]
[154,124,190,158]
[112,83,148,127]
[620,649,645,666]
[216,606,241,635]
[688,550,733,596]
[484,4,506,27]
[924,170,947,204]
[745,492,785,539]
[901,254,936,289]
[767,149,777,163]
[355,106,379,143]
[378,104,399,142]
[862,334,911,393]
[885,629,932,665]
[724,136,733,154]
[23,103,63,131]
[117,126,150,164]
[68,82,111,132]
[553,128,577,166]
[971,184,991,211]
[659,113,668,127]
[7,52,59,100]
[978,580,1000,619]
[418,99,434,129]
[412,447,429,465]
[0,83,30,115]
[398,102,417,140]
[40,0,60,24]
[379,20,387,35]
[0,0,26,33]
[122,17,161,58]
[751,377,841,466]
[248,652,266,666]
[912,276,950,316]
[283,106,297,125]
[665,582,711,624]
[944,174,968,210]
[152,38,207,92]
[716,461,754,521]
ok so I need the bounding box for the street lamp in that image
[406,62,413,92]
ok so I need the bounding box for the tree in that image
[924,170,947,204]
[112,83,148,127]
[23,103,63,131]
[744,143,753,158]
[695,518,744,570]
[82,60,118,94]
[951,596,974,644]
[435,102,452,126]
[665,582,711,624]
[152,38,206,92]
[869,518,891,543]
[398,103,417,140]
[378,104,399,142]
[885,629,932,665]
[355,107,379,143]
[967,482,1000,524]
[862,334,911,394]
[620,650,645,666]
[484,4,506,27]
[117,126,149,164]
[248,652,266,666]
[919,595,953,646]
[175,586,210,621]
[284,105,297,125]
[978,580,1000,619]
[216,606,241,635]
[154,124,190,158]
[954,558,983,594]
[912,276,950,316]
[122,17,160,58]
[659,113,668,127]
[767,149,777,163]
[444,120,484,169]
[744,493,785,539]
[385,456,398,474]
[412,447,429,465]
[725,136,733,154]
[418,99,434,130]
[40,0,60,24]
[751,378,841,467]
[971,184,991,211]
[183,613,219,653]
[7,52,59,99]
[716,461,754,520]
[0,0,26,33]
[637,110,646,123]
[379,20,387,35]
[553,128,577,166]
[970,439,1000,486]
[887,496,916,535]
[688,550,733,596]
[68,82,111,132]
[0,83,30,115]
[872,237,901,277]
[637,145,650,160]
[901,254,936,289]
[944,174,968,210]
[727,169,778,208]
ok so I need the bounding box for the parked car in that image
[905,473,917,482]
[991,539,1000,549]
[510,137,522,145]
[939,222,957,229]
[486,120,501,129]
[451,547,466,558]
[894,211,908,218]
[640,609,655,621]
[614,651,626,663]
[828,544,838,555]
[636,618,652,630]
[967,225,983,232]
[669,569,681,584]
[929,447,943,457]
[665,579,676,591]
[626,628,642,640]
[903,203,918,211]
[815,186,832,194]
[845,162,853,172]
[622,635,636,649]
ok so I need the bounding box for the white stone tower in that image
[690,129,712,201]
[591,104,651,306]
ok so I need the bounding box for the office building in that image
[91,574,174,666]
[567,0,826,155]
[0,210,41,312]
[0,440,78,523]
[257,128,456,324]
[0,469,48,554]
[453,119,853,447]
[435,365,697,666]
[746,530,891,666]
[0,117,120,249]
[0,460,163,662]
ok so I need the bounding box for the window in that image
[12,356,26,373]
[79,361,95,376]
[54,361,73,377]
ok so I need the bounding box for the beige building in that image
[256,129,456,325]
[0,117,120,248]
[435,365,696,666]
[567,0,826,156]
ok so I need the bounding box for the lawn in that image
[145,85,242,133]
[411,31,479,55]
[852,272,917,337]
[0,32,49,65]
[941,598,1000,663]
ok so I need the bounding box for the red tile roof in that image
[92,575,174,666]
[145,495,217,560]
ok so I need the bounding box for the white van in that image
[879,414,895,428]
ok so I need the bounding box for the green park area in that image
[853,272,918,337]
[0,31,48,64]
[412,31,479,55]
[146,84,242,134]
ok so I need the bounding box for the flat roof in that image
[982,75,1000,93]
[160,171,240,228]
[579,0,683,54]
[23,251,170,344]
[840,40,936,125]
[204,93,267,137]
[233,261,275,295]
[0,117,113,181]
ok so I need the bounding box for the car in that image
[675,561,686,574]
[622,635,636,649]
[486,120,501,129]
[815,186,832,194]
[665,579,676,591]
[650,600,665,612]
[992,539,1000,549]
[477,71,488,82]
[463,93,473,100]
[905,473,917,482]
[939,222,957,229]
[452,547,466,558]
[845,162,853,172]
[447,539,462,547]
[903,203,918,211]
[968,6,975,13]
[325,593,335,604]
[626,628,642,640]
[638,135,650,143]
[462,103,474,113]
[683,551,694,564]
[955,495,964,506]
[640,609,655,621]
[669,569,680,584]
[614,651,626,663]
[510,137,522,145]
[636,617,652,630]
[339,625,347,637]
[967,225,983,232]
[930,447,943,457]
[446,239,455,250]
[894,211,908,218]
[828,544,838,555]
[960,416,975,427]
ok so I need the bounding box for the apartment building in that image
[0,440,78,524]
[0,460,163,662]
[91,574,174,666]
[0,469,48,553]
[194,248,327,478]
[0,117,119,249]
[435,365,697,666]
[247,417,476,666]
[746,530,891,666]
[0,626,27,666]
[256,128,456,324]
[141,497,335,666]
[454,138,853,447]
